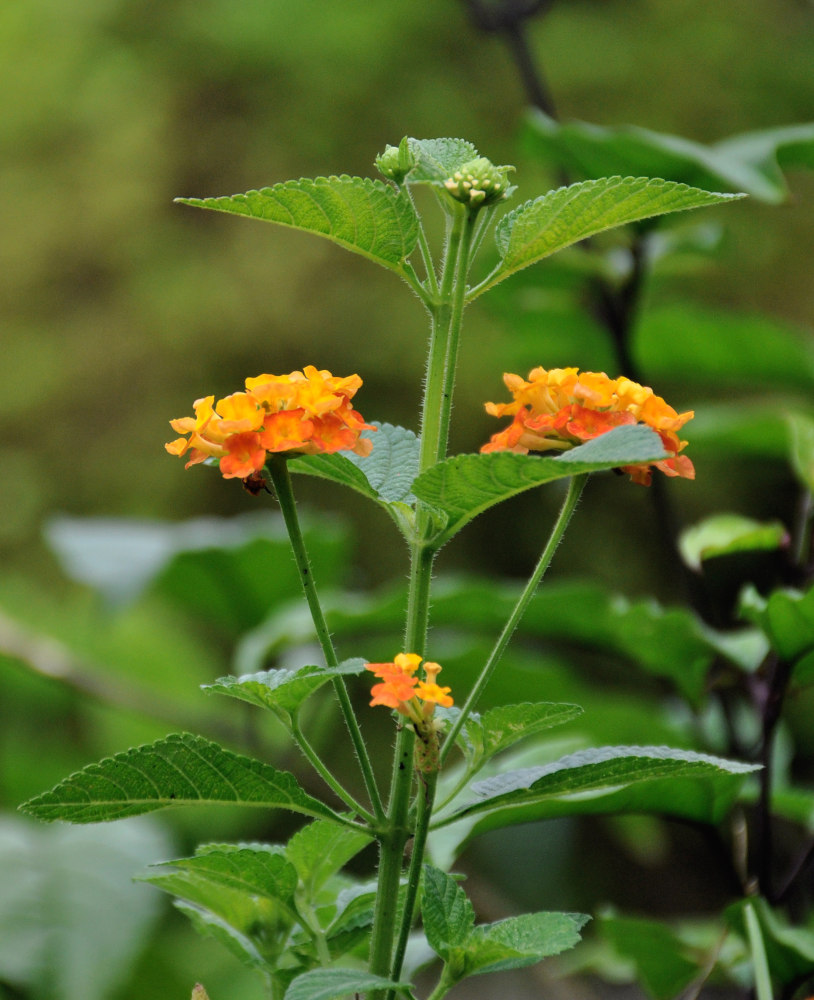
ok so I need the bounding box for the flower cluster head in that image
[482,366,694,486]
[366,653,453,726]
[443,157,512,207]
[166,366,374,481]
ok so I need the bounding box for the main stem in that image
[441,473,589,764]
[369,199,477,993]
[267,456,384,822]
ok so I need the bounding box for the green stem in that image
[290,714,375,824]
[440,473,589,766]
[267,455,385,822]
[388,767,438,995]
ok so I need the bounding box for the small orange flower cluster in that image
[366,653,453,724]
[166,366,374,480]
[482,366,694,486]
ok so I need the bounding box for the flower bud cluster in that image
[443,157,511,207]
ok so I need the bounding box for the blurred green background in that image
[2,1,814,998]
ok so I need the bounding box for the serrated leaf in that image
[679,514,789,571]
[405,137,480,182]
[147,845,298,903]
[475,176,743,296]
[422,866,475,957]
[285,820,372,895]
[203,658,367,716]
[20,733,341,824]
[447,702,583,765]
[283,968,409,1000]
[176,175,419,272]
[290,423,419,505]
[412,425,667,545]
[464,911,589,977]
[433,747,759,857]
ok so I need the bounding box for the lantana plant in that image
[21,138,757,1000]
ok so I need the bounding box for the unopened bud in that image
[191,985,211,1000]
[443,157,512,207]
[375,138,416,183]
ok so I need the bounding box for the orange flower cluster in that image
[367,653,453,724]
[482,366,694,485]
[166,366,374,480]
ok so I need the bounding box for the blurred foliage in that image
[3,0,814,998]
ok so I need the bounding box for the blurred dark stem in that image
[461,0,558,117]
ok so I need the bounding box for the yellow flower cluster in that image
[166,366,374,480]
[482,366,694,485]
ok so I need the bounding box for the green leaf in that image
[475,176,743,296]
[283,968,410,1000]
[285,820,373,895]
[422,866,476,957]
[727,897,814,987]
[146,844,298,903]
[412,425,667,545]
[203,658,367,717]
[433,747,759,857]
[788,412,814,492]
[679,514,789,571]
[446,702,584,765]
[290,422,419,505]
[523,111,814,203]
[405,137,480,183]
[176,176,419,272]
[464,911,589,977]
[20,733,341,824]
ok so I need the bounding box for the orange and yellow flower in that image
[366,653,453,725]
[166,366,375,480]
[482,366,694,486]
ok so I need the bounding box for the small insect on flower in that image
[482,366,695,485]
[166,366,375,486]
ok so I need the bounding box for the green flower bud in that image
[375,138,416,183]
[443,156,512,207]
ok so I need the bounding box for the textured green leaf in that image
[475,176,742,295]
[523,111,814,203]
[422,866,476,958]
[413,425,667,545]
[465,911,589,976]
[284,968,409,1000]
[146,844,298,903]
[176,175,419,271]
[175,901,268,971]
[446,702,584,764]
[285,820,373,894]
[290,423,419,505]
[20,733,340,824]
[432,747,759,858]
[679,514,789,571]
[203,658,367,716]
[405,137,480,182]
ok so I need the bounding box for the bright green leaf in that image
[146,844,298,903]
[203,658,367,717]
[413,425,667,545]
[283,968,410,1000]
[405,137,480,182]
[474,176,743,296]
[679,514,789,571]
[19,733,341,824]
[285,820,373,895]
[464,911,589,977]
[176,176,419,272]
[422,865,475,957]
[444,702,583,765]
